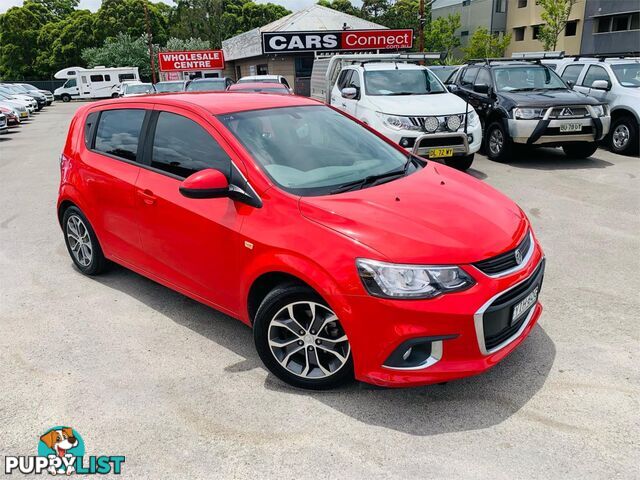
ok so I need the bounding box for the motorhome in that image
[53,66,140,101]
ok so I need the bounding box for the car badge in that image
[515,249,523,265]
[560,108,573,117]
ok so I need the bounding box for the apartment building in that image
[580,0,640,55]
[505,0,586,56]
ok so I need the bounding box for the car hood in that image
[500,89,600,106]
[299,164,528,264]
[367,93,470,116]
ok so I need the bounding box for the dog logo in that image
[38,427,84,475]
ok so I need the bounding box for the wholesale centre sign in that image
[158,50,225,72]
[262,29,413,54]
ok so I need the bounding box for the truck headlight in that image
[592,105,606,117]
[376,112,421,131]
[513,107,543,120]
[467,109,480,128]
[356,259,475,299]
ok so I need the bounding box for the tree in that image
[24,0,79,18]
[381,0,420,32]
[424,13,461,57]
[82,33,159,80]
[361,0,389,19]
[94,0,171,46]
[462,27,511,60]
[537,0,577,51]
[165,37,210,51]
[317,0,361,17]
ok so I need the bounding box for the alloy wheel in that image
[489,128,504,156]
[267,301,350,379]
[612,124,630,150]
[66,215,93,267]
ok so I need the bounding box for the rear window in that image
[94,109,146,162]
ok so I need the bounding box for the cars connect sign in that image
[158,50,225,72]
[262,29,413,54]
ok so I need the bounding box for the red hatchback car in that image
[58,93,545,389]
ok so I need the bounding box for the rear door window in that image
[94,109,146,162]
[150,112,231,179]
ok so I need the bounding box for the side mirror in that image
[179,168,229,199]
[447,83,459,92]
[566,80,575,89]
[591,79,610,91]
[341,87,358,100]
[473,83,490,94]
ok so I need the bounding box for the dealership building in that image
[221,5,392,95]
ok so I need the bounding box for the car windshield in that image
[610,63,640,88]
[10,84,29,93]
[238,78,277,83]
[154,82,184,92]
[364,69,446,95]
[187,80,226,91]
[218,105,417,196]
[430,67,458,83]
[126,83,152,94]
[494,65,567,91]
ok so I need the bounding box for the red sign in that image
[158,50,225,72]
[262,29,413,53]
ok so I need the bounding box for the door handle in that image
[341,103,347,108]
[137,188,157,205]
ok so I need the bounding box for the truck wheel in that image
[562,142,598,159]
[444,154,474,171]
[61,94,71,102]
[609,116,639,156]
[485,121,513,163]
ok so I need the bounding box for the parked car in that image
[554,57,640,156]
[154,81,188,93]
[58,92,545,390]
[311,54,482,171]
[17,83,54,105]
[237,74,291,89]
[0,105,20,125]
[429,65,462,84]
[0,113,7,133]
[119,82,154,97]
[227,82,293,94]
[450,59,611,161]
[0,86,38,113]
[5,83,48,109]
[0,91,32,117]
[186,78,233,92]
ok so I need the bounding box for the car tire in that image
[485,121,514,163]
[444,154,474,171]
[562,142,598,159]
[62,206,107,276]
[609,116,639,156]
[253,283,354,390]
[61,94,71,102]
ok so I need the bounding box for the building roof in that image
[222,5,386,61]
[432,0,465,9]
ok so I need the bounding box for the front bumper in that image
[508,106,611,145]
[335,237,545,387]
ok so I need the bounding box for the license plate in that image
[428,148,454,158]
[512,285,539,323]
[560,123,582,132]
[20,112,28,118]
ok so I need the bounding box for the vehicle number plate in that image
[560,123,582,132]
[428,148,454,158]
[512,285,539,323]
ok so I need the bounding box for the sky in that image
[0,0,323,14]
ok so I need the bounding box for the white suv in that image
[556,58,640,155]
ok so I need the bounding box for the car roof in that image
[91,92,320,115]
[356,63,425,71]
[240,75,281,80]
[229,82,288,89]
[191,78,226,82]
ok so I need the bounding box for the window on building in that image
[94,109,146,162]
[565,20,578,36]
[514,27,526,41]
[518,0,527,8]
[461,30,469,36]
[532,25,541,39]
[151,112,231,179]
[495,0,505,13]
[235,65,241,80]
[632,12,640,30]
[560,64,584,84]
[462,0,470,6]
[257,64,268,75]
[595,12,640,33]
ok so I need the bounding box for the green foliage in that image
[93,0,171,46]
[82,33,159,80]
[424,13,461,56]
[24,0,79,18]
[317,0,361,17]
[537,0,577,51]
[165,37,211,51]
[381,0,419,32]
[361,0,389,19]
[462,28,511,60]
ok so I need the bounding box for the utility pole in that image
[418,0,435,52]
[143,1,156,84]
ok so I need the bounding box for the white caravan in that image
[53,66,140,101]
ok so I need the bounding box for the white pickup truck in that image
[310,53,483,171]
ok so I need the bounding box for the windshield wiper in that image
[385,91,422,95]
[329,157,412,194]
[509,87,538,92]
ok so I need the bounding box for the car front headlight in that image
[513,107,544,120]
[592,105,606,117]
[376,112,422,131]
[356,258,475,299]
[467,109,480,128]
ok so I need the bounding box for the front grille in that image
[474,232,531,276]
[548,106,590,119]
[408,114,466,132]
[482,260,545,351]
[415,136,465,148]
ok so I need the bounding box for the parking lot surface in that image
[1,102,638,479]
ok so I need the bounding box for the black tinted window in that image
[337,70,352,90]
[94,109,146,161]
[475,68,492,86]
[90,75,104,82]
[460,67,479,86]
[84,111,99,148]
[151,112,231,179]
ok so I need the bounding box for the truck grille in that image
[408,114,466,132]
[474,232,532,276]
[548,106,590,119]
